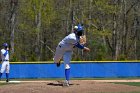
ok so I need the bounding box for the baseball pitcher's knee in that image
[5,69,10,73]
[0,69,5,73]
[53,57,61,63]
[65,64,70,69]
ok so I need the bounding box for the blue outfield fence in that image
[0,61,140,78]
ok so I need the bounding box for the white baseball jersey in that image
[0,49,10,73]
[58,32,79,50]
[54,32,79,69]
[1,49,9,61]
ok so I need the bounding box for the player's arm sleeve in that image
[3,50,8,57]
[74,42,84,49]
[68,36,85,49]
[0,53,1,61]
[1,50,8,57]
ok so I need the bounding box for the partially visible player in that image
[0,43,10,82]
[54,24,90,86]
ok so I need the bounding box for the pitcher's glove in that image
[80,35,86,45]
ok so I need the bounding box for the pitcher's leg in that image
[5,63,10,82]
[65,64,70,81]
[54,46,64,67]
[0,62,6,79]
[0,73,2,80]
[6,73,9,82]
[63,51,72,86]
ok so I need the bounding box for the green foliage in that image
[28,54,38,61]
[94,0,118,14]
[95,44,108,61]
[0,0,140,61]
[10,53,19,62]
[117,54,127,61]
[93,29,112,37]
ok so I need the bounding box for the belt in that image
[4,60,9,61]
[59,45,61,48]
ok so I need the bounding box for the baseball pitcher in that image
[0,43,10,82]
[54,24,90,86]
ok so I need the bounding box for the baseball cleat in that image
[6,79,9,82]
[56,63,60,67]
[63,80,69,87]
[63,83,69,87]
[56,60,61,67]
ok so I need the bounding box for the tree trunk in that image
[34,4,41,61]
[121,0,127,58]
[133,6,138,60]
[112,13,118,60]
[10,0,18,55]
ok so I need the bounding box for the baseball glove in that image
[80,35,86,45]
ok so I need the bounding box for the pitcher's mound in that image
[0,80,140,93]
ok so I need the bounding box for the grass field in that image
[113,82,140,87]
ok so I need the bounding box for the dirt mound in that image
[0,80,140,93]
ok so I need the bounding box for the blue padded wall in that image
[0,62,140,78]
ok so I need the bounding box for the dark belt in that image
[59,45,61,48]
[4,60,9,61]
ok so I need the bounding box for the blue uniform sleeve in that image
[4,50,8,57]
[75,42,84,49]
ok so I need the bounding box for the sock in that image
[6,73,9,80]
[0,73,2,79]
[65,69,70,82]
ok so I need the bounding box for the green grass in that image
[0,83,11,86]
[0,83,7,86]
[0,82,20,86]
[114,82,140,87]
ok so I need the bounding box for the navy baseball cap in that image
[77,24,84,32]
[3,43,8,47]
